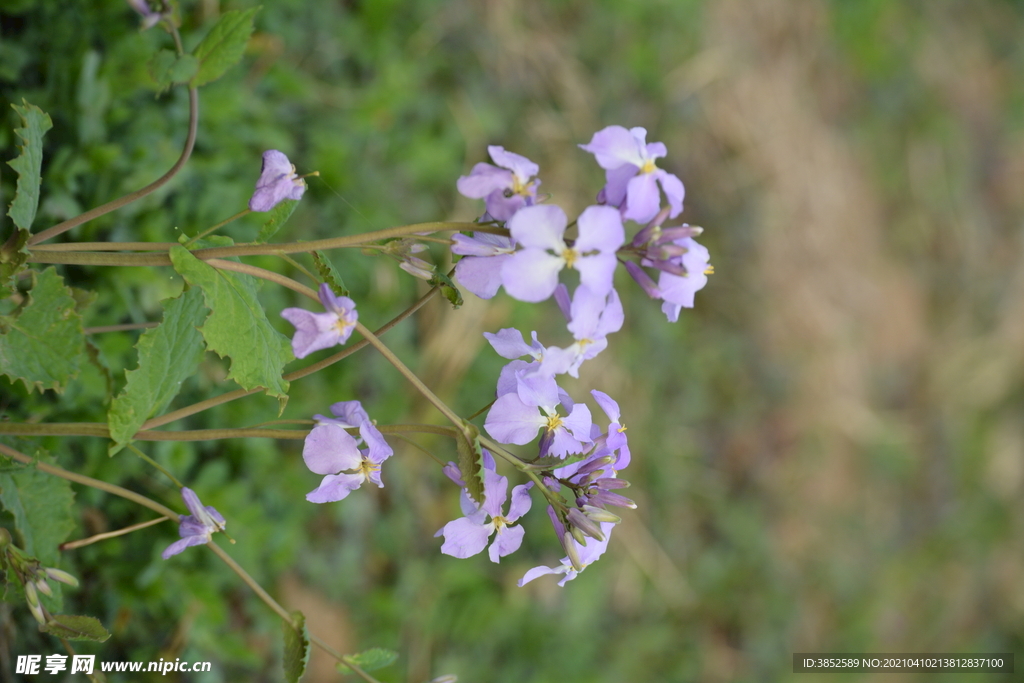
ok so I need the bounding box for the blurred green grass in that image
[3,0,1024,681]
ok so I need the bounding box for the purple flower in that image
[281,284,358,359]
[579,126,684,224]
[249,150,307,212]
[302,401,393,503]
[162,488,226,559]
[127,0,164,29]
[451,232,517,299]
[549,286,625,378]
[657,237,712,322]
[437,456,533,562]
[456,146,540,222]
[484,372,593,458]
[502,205,624,303]
[518,520,615,587]
[590,390,630,469]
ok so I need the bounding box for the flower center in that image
[357,457,380,478]
[334,317,354,335]
[640,159,657,175]
[563,248,579,268]
[546,414,564,432]
[617,423,627,433]
[510,176,534,197]
[493,515,508,529]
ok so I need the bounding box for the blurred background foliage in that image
[1,0,1023,681]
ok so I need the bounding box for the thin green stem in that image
[205,542,384,683]
[274,252,320,287]
[354,321,462,427]
[26,221,499,264]
[0,443,178,519]
[465,398,496,422]
[183,209,251,247]
[0,422,308,441]
[83,322,159,334]
[60,516,172,550]
[27,87,199,246]
[388,433,445,466]
[126,443,183,487]
[206,258,319,302]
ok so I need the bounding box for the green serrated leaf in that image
[311,250,349,296]
[6,100,52,232]
[0,267,85,393]
[336,648,398,676]
[107,287,208,454]
[283,611,310,683]
[0,449,75,612]
[256,199,298,243]
[41,614,111,642]
[168,246,291,406]
[457,423,484,504]
[428,269,463,309]
[190,8,260,88]
[148,49,200,91]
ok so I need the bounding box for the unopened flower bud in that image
[631,206,672,246]
[577,455,615,478]
[563,532,583,571]
[431,676,458,683]
[568,524,587,547]
[655,224,703,244]
[0,527,11,546]
[595,477,630,490]
[399,257,435,280]
[34,578,53,597]
[589,489,637,509]
[44,568,80,588]
[582,505,621,524]
[646,258,688,278]
[623,261,661,299]
[24,582,46,624]
[567,509,606,542]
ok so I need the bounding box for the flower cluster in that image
[283,125,708,588]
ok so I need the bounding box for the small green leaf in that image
[283,611,310,683]
[336,648,398,676]
[148,49,200,90]
[190,8,260,88]
[312,250,349,296]
[6,100,52,232]
[41,614,111,642]
[428,269,463,309]
[0,267,85,393]
[107,287,208,454]
[255,199,298,243]
[456,423,484,504]
[0,449,75,612]
[169,246,292,406]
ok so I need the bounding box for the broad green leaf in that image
[429,269,463,309]
[6,100,52,232]
[256,199,299,243]
[107,287,208,454]
[169,246,291,405]
[312,250,349,296]
[0,449,75,611]
[0,267,85,393]
[190,8,260,88]
[282,611,310,683]
[41,614,111,642]
[336,648,398,676]
[148,49,200,91]
[456,423,484,504]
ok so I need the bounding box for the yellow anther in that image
[563,248,579,268]
[704,265,715,275]
[640,159,657,175]
[546,414,564,432]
